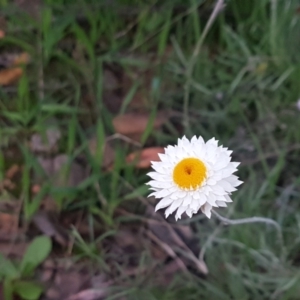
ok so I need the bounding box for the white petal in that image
[217,180,237,193]
[191,136,197,143]
[210,185,226,195]
[206,193,217,207]
[151,162,168,174]
[206,137,218,146]
[185,208,193,218]
[220,166,237,178]
[153,188,174,198]
[155,197,173,211]
[213,153,231,170]
[216,200,227,207]
[196,193,207,206]
[175,206,188,220]
[224,195,233,202]
[148,175,170,183]
[197,136,205,144]
[201,203,212,218]
[182,195,192,206]
[207,178,217,186]
[225,175,243,187]
[190,199,199,211]
[165,199,183,217]
[147,180,173,189]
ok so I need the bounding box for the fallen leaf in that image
[33,211,69,247]
[5,164,20,179]
[0,67,23,85]
[126,147,164,168]
[38,155,89,187]
[0,212,18,238]
[12,52,30,66]
[30,128,61,153]
[31,184,41,194]
[0,52,30,86]
[45,268,90,300]
[112,111,169,136]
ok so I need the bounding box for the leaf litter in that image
[0,7,205,300]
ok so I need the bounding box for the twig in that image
[120,177,208,274]
[146,230,189,274]
[106,133,141,148]
[211,209,285,258]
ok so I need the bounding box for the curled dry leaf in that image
[126,147,164,169]
[0,67,23,85]
[112,111,170,136]
[0,52,30,86]
[5,164,20,179]
[12,52,30,66]
[0,212,19,238]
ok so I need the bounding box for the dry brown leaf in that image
[0,52,30,86]
[38,155,89,187]
[112,111,169,136]
[0,67,23,86]
[45,269,90,300]
[0,212,18,237]
[33,211,69,247]
[126,147,164,168]
[31,184,41,194]
[5,164,20,179]
[30,128,61,153]
[12,52,30,66]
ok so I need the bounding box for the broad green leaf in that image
[14,280,44,300]
[20,236,52,276]
[0,254,19,280]
[3,279,14,300]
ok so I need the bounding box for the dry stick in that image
[146,230,189,274]
[120,177,208,274]
[106,133,141,148]
[211,209,285,258]
[183,0,225,131]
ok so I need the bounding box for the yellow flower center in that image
[173,158,207,190]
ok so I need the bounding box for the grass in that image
[1,0,300,299]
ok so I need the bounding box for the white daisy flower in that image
[146,136,242,220]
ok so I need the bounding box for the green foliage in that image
[0,236,52,300]
[1,0,300,299]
